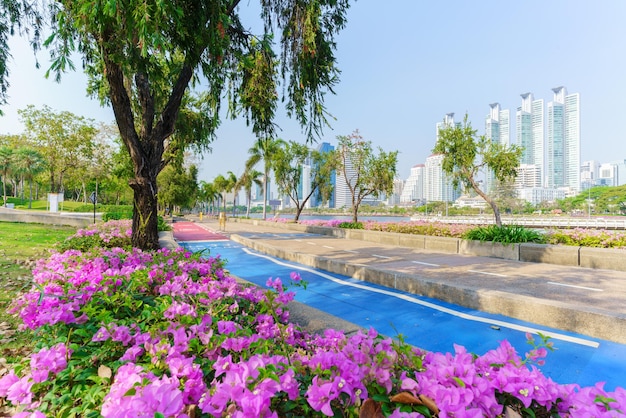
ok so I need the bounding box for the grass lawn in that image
[0,221,76,361]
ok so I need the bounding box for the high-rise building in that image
[424,154,458,202]
[547,86,580,192]
[485,103,510,146]
[516,93,545,183]
[335,143,356,209]
[310,142,335,208]
[436,113,460,138]
[564,92,581,192]
[485,103,510,192]
[400,164,425,203]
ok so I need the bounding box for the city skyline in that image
[1,1,625,183]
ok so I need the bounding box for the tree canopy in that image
[2,0,351,249]
[335,130,399,223]
[272,140,337,221]
[433,114,522,227]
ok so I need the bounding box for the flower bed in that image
[294,218,626,249]
[1,221,625,416]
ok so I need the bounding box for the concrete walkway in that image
[179,216,626,346]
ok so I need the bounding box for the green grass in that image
[0,221,76,360]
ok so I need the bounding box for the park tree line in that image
[0,105,134,208]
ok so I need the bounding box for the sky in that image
[1,0,626,183]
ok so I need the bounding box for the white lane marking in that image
[468,270,509,278]
[548,282,603,292]
[412,261,440,267]
[306,242,317,246]
[295,239,303,242]
[372,254,392,259]
[323,245,335,249]
[242,248,600,349]
[344,250,359,254]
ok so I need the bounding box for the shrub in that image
[58,219,133,252]
[546,228,626,248]
[463,225,546,244]
[338,221,364,229]
[102,205,134,221]
[1,223,625,416]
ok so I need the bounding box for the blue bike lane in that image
[178,236,626,392]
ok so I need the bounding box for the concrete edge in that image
[230,218,626,272]
[230,233,626,344]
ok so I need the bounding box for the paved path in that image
[169,221,626,389]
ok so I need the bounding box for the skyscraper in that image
[485,103,510,192]
[310,142,335,208]
[400,164,425,203]
[516,93,545,186]
[485,103,510,146]
[547,87,580,192]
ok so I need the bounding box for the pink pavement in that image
[171,221,228,241]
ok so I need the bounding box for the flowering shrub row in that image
[0,221,625,416]
[296,219,473,238]
[292,218,626,248]
[545,228,626,248]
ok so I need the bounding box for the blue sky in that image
[2,1,625,183]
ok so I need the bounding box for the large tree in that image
[335,130,399,223]
[7,0,351,249]
[273,140,336,221]
[433,114,522,227]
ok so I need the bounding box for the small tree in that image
[433,115,522,227]
[273,140,337,221]
[336,130,399,223]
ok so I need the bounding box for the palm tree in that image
[246,137,286,220]
[225,171,238,216]
[14,147,45,208]
[198,180,220,215]
[212,174,229,214]
[0,146,14,207]
[237,167,263,217]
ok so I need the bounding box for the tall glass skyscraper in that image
[485,103,510,192]
[516,93,545,185]
[547,87,580,192]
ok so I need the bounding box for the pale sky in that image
[1,1,625,183]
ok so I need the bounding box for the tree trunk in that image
[28,179,33,209]
[490,200,503,227]
[130,176,160,250]
[262,174,268,220]
[294,206,303,222]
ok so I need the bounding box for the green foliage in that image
[335,130,399,223]
[545,228,626,248]
[102,205,134,221]
[338,221,363,229]
[463,225,546,244]
[272,140,338,220]
[433,114,522,227]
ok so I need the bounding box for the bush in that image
[102,205,134,221]
[58,219,133,252]
[463,224,546,244]
[545,228,626,248]
[338,221,364,229]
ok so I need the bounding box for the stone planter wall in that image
[230,218,626,272]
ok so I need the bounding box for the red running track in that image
[172,222,228,241]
